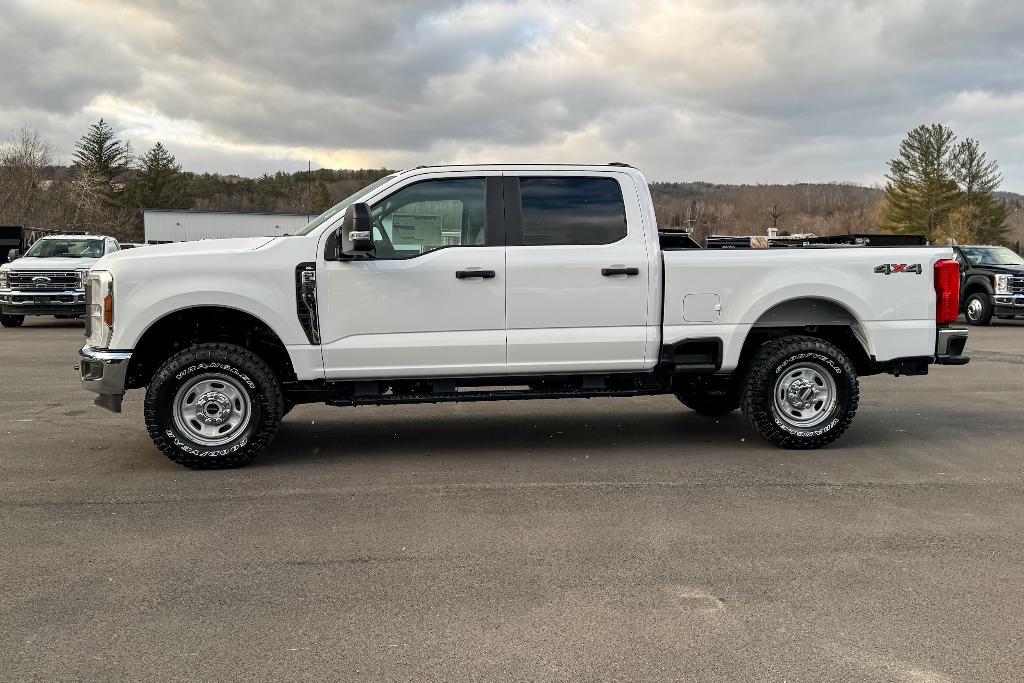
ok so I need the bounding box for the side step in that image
[325,385,654,407]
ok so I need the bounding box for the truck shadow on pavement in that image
[256,404,776,467]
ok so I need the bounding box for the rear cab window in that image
[516,177,627,246]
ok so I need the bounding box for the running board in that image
[324,386,654,407]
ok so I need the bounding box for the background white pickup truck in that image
[78,164,969,468]
[1,234,120,327]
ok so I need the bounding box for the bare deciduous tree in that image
[0,126,54,226]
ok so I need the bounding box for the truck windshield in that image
[25,239,104,258]
[962,246,1024,266]
[293,174,398,236]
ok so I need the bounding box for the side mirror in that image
[10,249,20,259]
[336,203,374,258]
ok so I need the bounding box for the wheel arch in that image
[734,297,872,376]
[126,305,297,389]
[963,277,993,298]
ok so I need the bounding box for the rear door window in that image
[518,177,627,246]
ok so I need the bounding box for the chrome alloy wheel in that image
[966,297,983,322]
[772,362,837,429]
[172,373,252,446]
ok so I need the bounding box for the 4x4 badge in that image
[874,263,922,275]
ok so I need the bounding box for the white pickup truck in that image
[78,164,969,469]
[1,234,121,327]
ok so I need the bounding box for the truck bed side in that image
[661,247,952,372]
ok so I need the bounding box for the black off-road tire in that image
[0,314,24,328]
[674,381,739,415]
[741,336,859,450]
[964,293,993,326]
[144,343,283,469]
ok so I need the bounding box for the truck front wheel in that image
[741,336,859,449]
[1,314,25,328]
[144,343,284,469]
[964,293,992,325]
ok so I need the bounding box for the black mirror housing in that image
[336,203,374,258]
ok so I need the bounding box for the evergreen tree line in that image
[0,120,1019,246]
[883,123,1010,244]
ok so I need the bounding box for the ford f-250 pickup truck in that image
[77,164,970,469]
[1,234,121,327]
[951,244,1024,325]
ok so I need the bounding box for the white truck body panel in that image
[662,247,950,371]
[319,246,507,378]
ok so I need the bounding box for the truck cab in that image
[0,234,120,327]
[77,164,969,469]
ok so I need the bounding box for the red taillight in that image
[934,259,960,324]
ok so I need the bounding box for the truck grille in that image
[1010,276,1024,295]
[9,270,79,291]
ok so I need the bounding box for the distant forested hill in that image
[26,166,1024,246]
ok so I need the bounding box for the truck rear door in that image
[503,172,655,373]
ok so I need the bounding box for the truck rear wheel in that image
[144,343,283,469]
[1,314,24,328]
[741,336,859,449]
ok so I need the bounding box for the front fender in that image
[963,275,994,295]
[110,282,306,350]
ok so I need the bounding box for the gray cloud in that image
[2,0,1023,189]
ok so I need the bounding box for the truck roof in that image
[393,163,649,187]
[402,163,638,173]
[36,234,108,240]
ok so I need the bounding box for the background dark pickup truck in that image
[954,244,1024,325]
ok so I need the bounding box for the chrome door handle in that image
[455,269,496,279]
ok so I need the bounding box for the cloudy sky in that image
[3,0,1023,189]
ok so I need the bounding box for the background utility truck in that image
[78,164,969,468]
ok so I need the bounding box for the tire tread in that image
[740,335,859,449]
[144,342,283,469]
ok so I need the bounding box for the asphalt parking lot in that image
[2,317,1022,681]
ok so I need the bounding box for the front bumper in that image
[79,345,132,412]
[935,325,969,366]
[993,293,1024,315]
[1,290,85,316]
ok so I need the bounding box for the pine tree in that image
[72,119,131,181]
[131,142,184,208]
[951,138,1009,244]
[309,180,334,213]
[884,124,961,239]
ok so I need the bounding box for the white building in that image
[142,209,314,244]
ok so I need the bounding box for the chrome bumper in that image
[935,326,969,366]
[79,345,132,412]
[0,289,85,305]
[993,294,1024,307]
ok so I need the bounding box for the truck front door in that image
[504,173,654,374]
[319,174,506,379]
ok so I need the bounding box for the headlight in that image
[0,268,8,291]
[75,269,89,291]
[85,270,114,348]
[994,274,1010,295]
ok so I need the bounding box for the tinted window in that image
[371,178,486,259]
[519,177,627,246]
